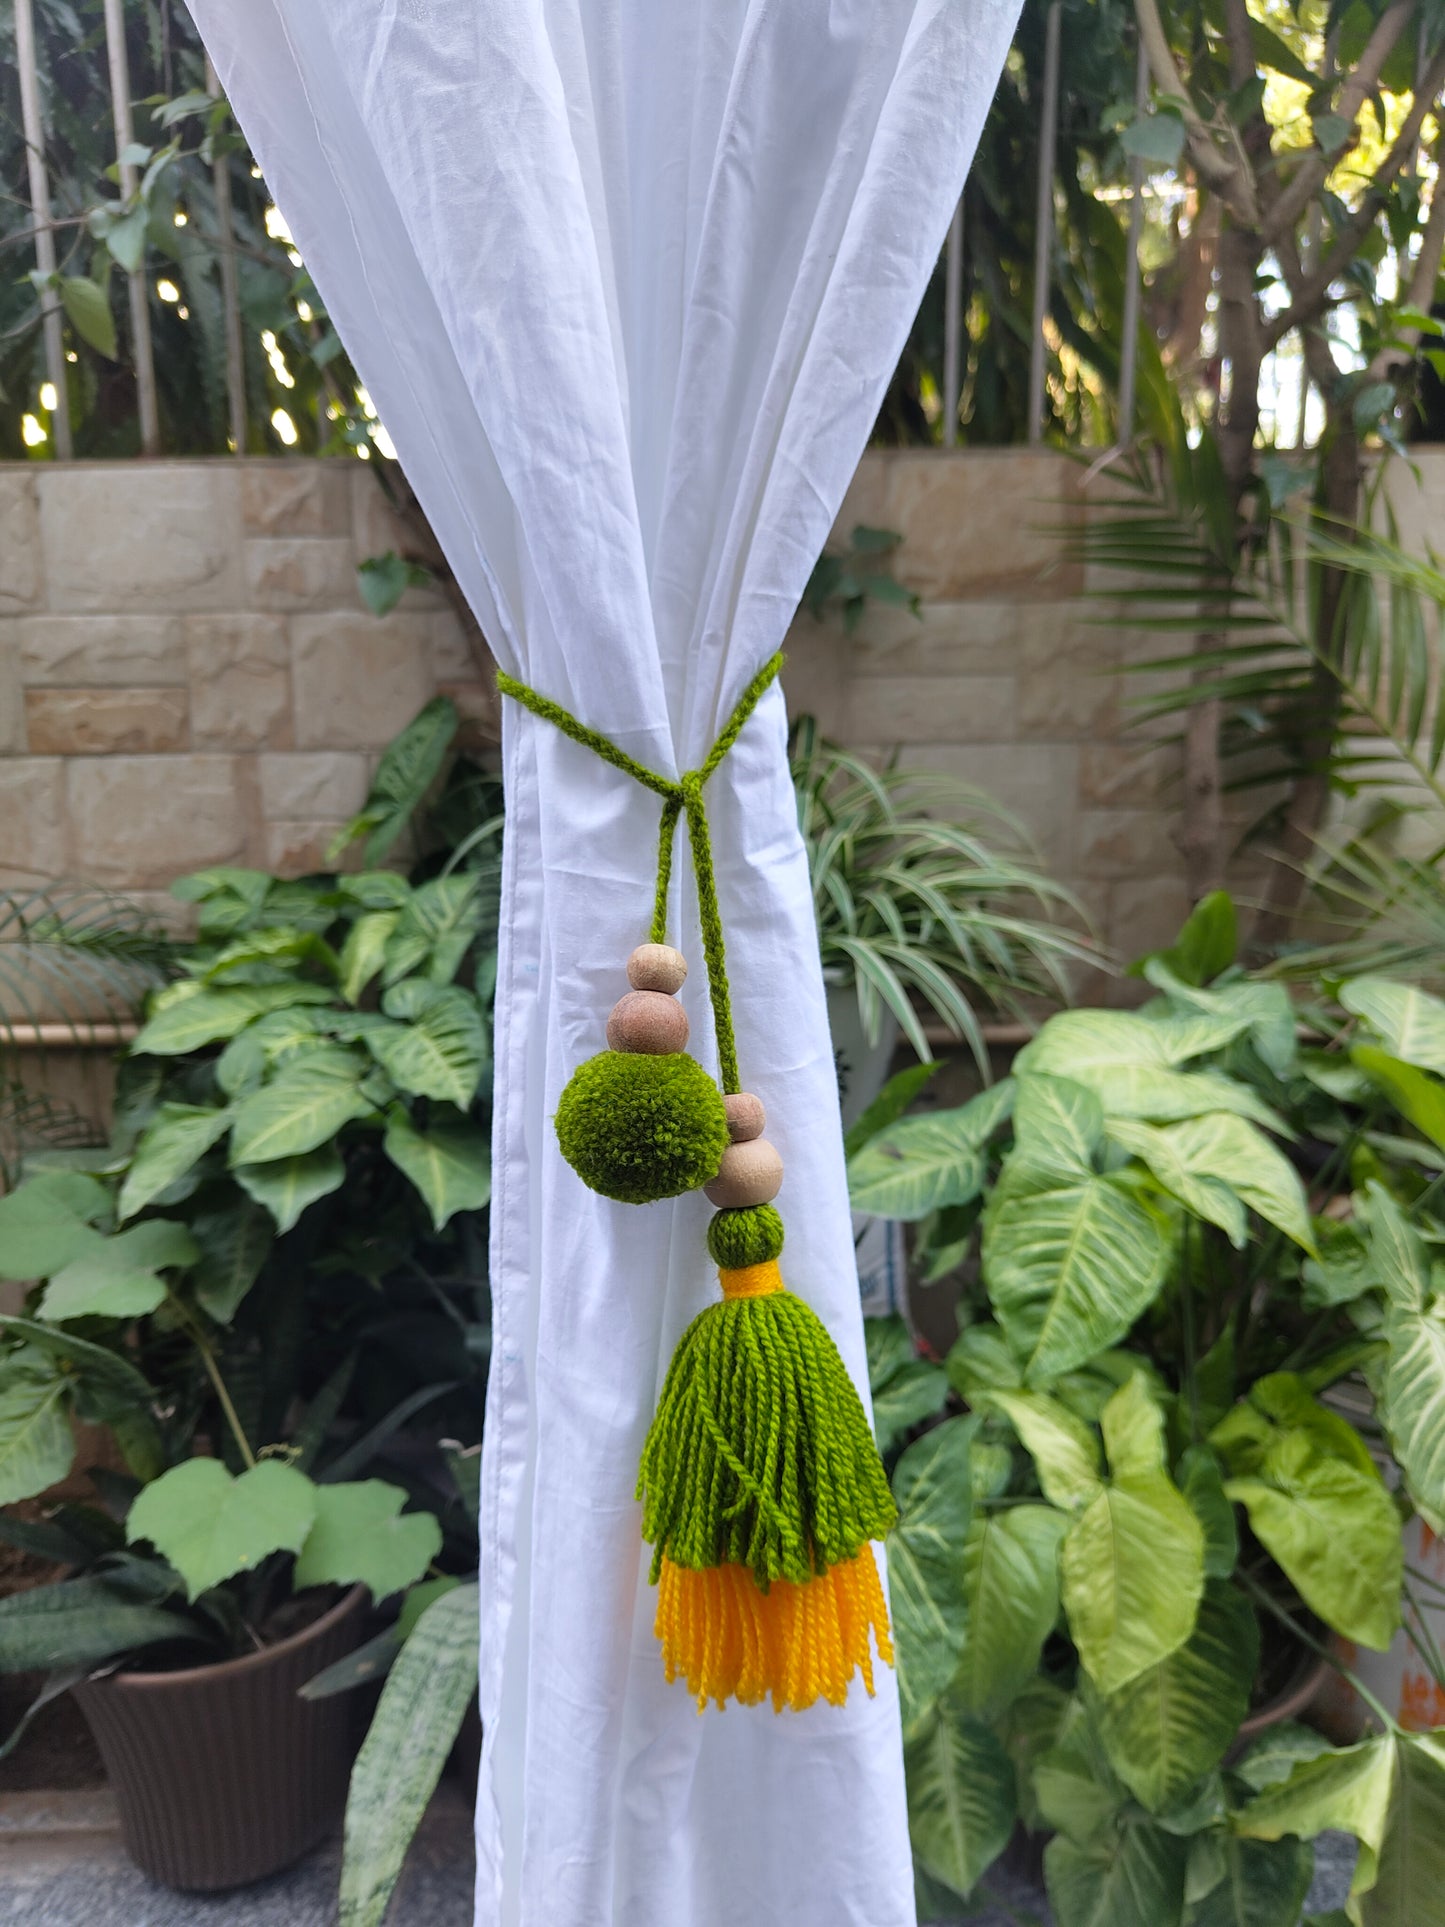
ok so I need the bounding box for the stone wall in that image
[3,448,1443,967]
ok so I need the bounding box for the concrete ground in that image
[0,1785,1354,1926]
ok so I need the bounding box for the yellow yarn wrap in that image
[717,1258,784,1299]
[655,1546,893,1714]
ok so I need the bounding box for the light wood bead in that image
[723,1092,766,1143]
[704,1137,784,1208]
[627,943,688,994]
[607,990,689,1055]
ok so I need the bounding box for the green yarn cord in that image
[496,654,783,1095]
[636,1291,897,1588]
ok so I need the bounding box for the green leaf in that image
[1352,1046,1445,1154]
[364,984,486,1107]
[1234,1723,1334,1793]
[188,1199,273,1323]
[58,276,117,358]
[102,202,149,272]
[127,1458,318,1601]
[1341,978,1445,1075]
[848,1111,987,1220]
[871,1359,949,1454]
[382,1114,490,1230]
[0,1574,199,1673]
[1377,1295,1445,1534]
[1017,1010,1281,1126]
[339,912,401,1005]
[1184,1835,1314,1927]
[985,1390,1102,1508]
[0,1366,73,1504]
[945,1321,1023,1399]
[888,1415,978,1734]
[1108,1113,1313,1253]
[951,1503,1066,1719]
[0,1316,155,1427]
[1061,1378,1205,1694]
[339,1583,479,1927]
[984,1156,1171,1384]
[1046,1821,1189,1927]
[1234,1734,1397,1899]
[1365,1731,1445,1926]
[1360,1183,1432,1311]
[118,1104,232,1222]
[0,1172,111,1280]
[355,551,435,619]
[234,1146,346,1234]
[229,1057,375,1164]
[343,697,457,862]
[905,1707,1016,1899]
[132,982,334,1055]
[866,1313,918,1394]
[1092,1580,1257,1812]
[842,1060,942,1161]
[38,1219,198,1322]
[1119,111,1187,167]
[1178,1446,1238,1578]
[294,1480,442,1600]
[382,875,481,986]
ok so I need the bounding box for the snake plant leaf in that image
[887,1415,978,1735]
[38,1219,198,1322]
[0,1574,202,1673]
[117,1103,233,1222]
[229,1053,376,1165]
[293,1480,442,1600]
[365,983,487,1107]
[127,1458,318,1601]
[0,1172,112,1280]
[1091,1580,1257,1812]
[984,1155,1172,1384]
[0,1363,73,1504]
[984,1390,1101,1509]
[1108,1113,1313,1253]
[132,981,335,1055]
[1340,977,1445,1074]
[1184,1835,1315,1927]
[904,1706,1016,1900]
[951,1503,1067,1720]
[382,1113,490,1230]
[1045,1820,1190,1927]
[339,1582,479,1927]
[234,1146,346,1234]
[1061,1377,1205,1694]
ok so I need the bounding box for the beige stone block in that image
[430,610,487,682]
[896,742,1080,876]
[438,681,500,749]
[264,819,361,875]
[291,612,435,749]
[351,467,416,559]
[241,462,351,537]
[1079,738,1177,809]
[17,613,186,685]
[0,472,41,611]
[781,617,853,737]
[0,628,21,753]
[67,756,250,887]
[26,687,189,755]
[849,674,1015,745]
[1077,808,1181,881]
[38,465,241,613]
[185,615,292,750]
[875,451,1083,601]
[259,751,369,821]
[1108,874,1193,969]
[1018,656,1121,738]
[830,452,890,542]
[244,537,358,612]
[0,759,66,877]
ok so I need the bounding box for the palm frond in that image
[0,883,171,1045]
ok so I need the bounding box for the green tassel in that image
[637,1282,897,1589]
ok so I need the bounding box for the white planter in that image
[825,983,901,1132]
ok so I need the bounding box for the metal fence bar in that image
[206,55,248,453]
[1027,0,1062,445]
[941,195,964,447]
[14,0,72,459]
[103,0,160,455]
[1115,40,1149,445]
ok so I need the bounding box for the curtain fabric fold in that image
[185,5,1020,1921]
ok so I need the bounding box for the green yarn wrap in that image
[556,1051,728,1204]
[636,1287,897,1588]
[706,1204,784,1269]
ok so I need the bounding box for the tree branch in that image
[1134,0,1261,226]
[1262,0,1415,242]
[1369,127,1445,379]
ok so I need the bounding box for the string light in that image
[296,300,313,322]
[21,414,46,447]
[157,280,181,303]
[38,382,58,411]
[271,408,298,446]
[173,210,188,227]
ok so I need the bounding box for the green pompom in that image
[707,1205,784,1269]
[555,1050,728,1204]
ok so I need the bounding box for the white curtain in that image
[186,6,1019,1923]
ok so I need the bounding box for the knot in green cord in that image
[496,654,783,1097]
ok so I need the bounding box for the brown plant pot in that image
[73,1585,368,1892]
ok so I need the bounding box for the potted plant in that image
[850,894,1445,1924]
[0,705,500,1889]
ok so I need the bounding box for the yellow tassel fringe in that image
[655,1546,894,1713]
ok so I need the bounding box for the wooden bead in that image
[607,990,689,1055]
[723,1092,766,1143]
[627,943,688,994]
[704,1138,784,1208]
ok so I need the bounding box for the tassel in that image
[636,1206,897,1712]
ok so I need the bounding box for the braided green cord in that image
[498,654,784,1096]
